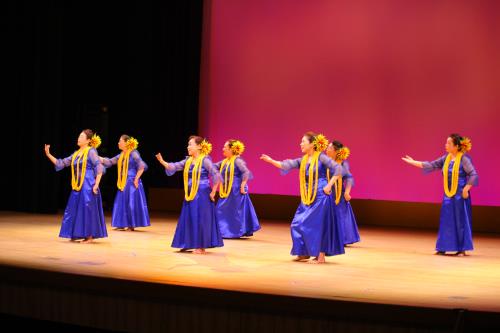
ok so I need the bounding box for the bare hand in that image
[155,153,164,162]
[210,191,216,202]
[401,155,415,164]
[92,184,99,195]
[240,185,247,194]
[323,184,332,195]
[44,144,51,156]
[344,192,351,201]
[260,154,272,163]
[462,188,469,199]
[134,178,139,188]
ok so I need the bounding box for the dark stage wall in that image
[2,1,203,213]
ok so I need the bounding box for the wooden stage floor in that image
[1,210,500,315]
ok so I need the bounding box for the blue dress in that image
[214,157,261,238]
[102,150,151,229]
[55,148,108,239]
[334,160,360,245]
[423,154,479,252]
[165,156,224,249]
[281,153,345,257]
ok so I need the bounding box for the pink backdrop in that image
[199,0,500,206]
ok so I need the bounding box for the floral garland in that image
[219,156,237,198]
[299,151,320,205]
[117,138,139,191]
[71,147,90,191]
[184,141,210,201]
[443,152,463,197]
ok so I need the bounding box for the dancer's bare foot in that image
[455,251,467,256]
[293,255,310,261]
[435,251,445,255]
[309,252,326,264]
[127,227,135,231]
[194,248,206,254]
[82,236,93,243]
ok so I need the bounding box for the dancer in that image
[215,139,260,238]
[100,135,150,231]
[261,132,344,263]
[326,140,360,245]
[44,129,107,243]
[402,133,478,256]
[156,136,223,254]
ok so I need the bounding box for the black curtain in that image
[1,1,203,213]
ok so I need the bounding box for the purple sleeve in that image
[165,158,187,176]
[131,150,148,171]
[203,156,222,185]
[213,160,222,171]
[101,154,120,168]
[55,154,73,171]
[422,155,446,174]
[342,160,355,187]
[88,148,105,175]
[462,155,479,186]
[319,153,341,177]
[280,157,302,175]
[235,157,253,181]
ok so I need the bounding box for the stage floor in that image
[1,211,500,314]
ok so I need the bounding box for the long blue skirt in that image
[290,183,344,257]
[334,196,360,245]
[216,183,260,238]
[59,174,107,239]
[436,194,473,252]
[111,177,150,228]
[172,183,224,249]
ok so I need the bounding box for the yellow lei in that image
[299,152,320,205]
[326,163,343,205]
[117,150,133,191]
[183,155,206,201]
[443,152,463,197]
[219,156,237,198]
[71,147,91,191]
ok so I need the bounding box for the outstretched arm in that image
[44,144,57,165]
[401,155,424,168]
[155,152,170,169]
[260,154,282,169]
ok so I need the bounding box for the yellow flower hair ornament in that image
[312,134,329,152]
[460,137,472,153]
[336,147,351,161]
[200,139,212,155]
[230,140,245,155]
[89,134,102,149]
[126,137,139,150]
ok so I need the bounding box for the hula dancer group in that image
[45,130,478,261]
